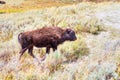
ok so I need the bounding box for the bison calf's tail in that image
[18,33,23,44]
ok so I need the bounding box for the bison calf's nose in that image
[18,26,77,62]
[73,36,77,41]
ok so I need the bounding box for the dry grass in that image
[0,0,119,13]
[0,2,120,80]
[0,0,72,13]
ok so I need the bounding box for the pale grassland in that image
[0,0,72,13]
[0,2,120,80]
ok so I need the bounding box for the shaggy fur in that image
[18,26,77,61]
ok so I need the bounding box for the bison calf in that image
[0,1,6,4]
[18,26,77,62]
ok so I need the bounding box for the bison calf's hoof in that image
[34,58,41,65]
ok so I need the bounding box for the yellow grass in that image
[0,0,73,13]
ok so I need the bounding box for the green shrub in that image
[44,51,64,73]
[59,34,89,62]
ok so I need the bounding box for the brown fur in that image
[18,26,77,61]
[0,1,5,4]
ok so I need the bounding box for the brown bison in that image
[0,1,5,4]
[18,26,77,62]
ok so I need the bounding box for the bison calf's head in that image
[63,29,77,41]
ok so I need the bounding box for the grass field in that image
[0,0,74,13]
[0,1,120,80]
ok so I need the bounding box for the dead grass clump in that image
[4,72,15,80]
[0,51,11,64]
[0,25,13,42]
[43,51,64,73]
[74,16,105,34]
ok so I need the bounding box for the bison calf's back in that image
[18,26,77,62]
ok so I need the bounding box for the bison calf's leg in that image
[46,46,51,54]
[51,41,57,52]
[19,47,28,60]
[41,46,50,61]
[28,46,35,58]
[28,46,40,64]
[53,46,57,52]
